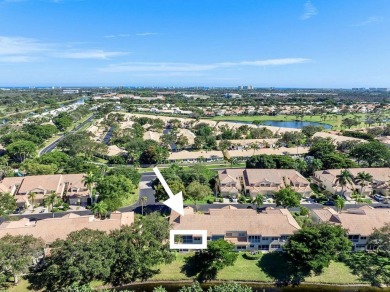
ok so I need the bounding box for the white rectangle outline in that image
[170,230,208,250]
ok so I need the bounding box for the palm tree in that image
[334,195,345,213]
[335,169,354,198]
[28,192,37,208]
[91,201,108,219]
[140,196,148,216]
[250,143,260,155]
[252,194,264,210]
[355,171,373,198]
[228,157,239,167]
[44,191,58,212]
[82,172,95,197]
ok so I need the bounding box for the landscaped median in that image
[152,252,363,285]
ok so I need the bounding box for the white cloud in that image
[0,35,128,62]
[353,16,383,27]
[136,32,158,36]
[0,36,51,55]
[104,34,131,38]
[55,50,128,60]
[0,56,37,62]
[101,58,310,73]
[301,1,318,20]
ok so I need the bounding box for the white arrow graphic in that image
[153,167,184,216]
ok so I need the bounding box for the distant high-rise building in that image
[238,85,253,90]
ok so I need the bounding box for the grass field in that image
[153,252,362,284]
[7,253,363,291]
[212,114,370,129]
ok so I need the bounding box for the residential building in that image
[168,147,308,163]
[217,168,311,198]
[312,206,390,251]
[0,173,89,207]
[170,206,300,252]
[312,168,390,198]
[0,211,134,245]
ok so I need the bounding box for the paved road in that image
[103,126,114,145]
[39,114,95,156]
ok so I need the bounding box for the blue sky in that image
[0,0,389,87]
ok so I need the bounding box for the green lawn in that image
[153,252,363,284]
[183,195,216,205]
[121,187,139,207]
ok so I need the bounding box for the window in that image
[193,237,202,241]
[348,235,359,242]
[238,232,246,237]
[248,235,261,242]
[212,235,224,240]
[182,236,193,244]
[271,244,281,249]
[262,237,269,241]
[259,245,269,250]
[250,244,255,248]
[271,237,279,241]
[280,235,288,241]
[207,237,211,241]
[360,236,367,240]
[226,233,233,237]
[236,245,246,250]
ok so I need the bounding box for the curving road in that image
[39,114,95,156]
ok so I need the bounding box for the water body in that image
[118,282,386,292]
[227,120,332,129]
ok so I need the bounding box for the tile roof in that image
[313,206,390,236]
[170,206,300,237]
[0,211,134,244]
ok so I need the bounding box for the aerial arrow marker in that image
[153,167,184,216]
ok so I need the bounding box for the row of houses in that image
[0,205,389,252]
[217,168,311,198]
[170,204,390,252]
[0,173,88,207]
[313,168,390,198]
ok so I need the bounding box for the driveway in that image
[138,174,157,205]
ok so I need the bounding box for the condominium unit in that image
[312,168,390,197]
[0,173,89,207]
[0,211,134,245]
[170,206,301,252]
[218,168,311,198]
[312,206,390,251]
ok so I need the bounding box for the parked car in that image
[323,200,335,206]
[13,208,21,214]
[373,194,385,202]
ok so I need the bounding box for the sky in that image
[0,0,389,87]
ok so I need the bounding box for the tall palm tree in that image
[140,196,148,216]
[334,195,345,213]
[82,172,95,197]
[44,191,58,212]
[250,143,260,155]
[355,171,373,197]
[91,201,108,219]
[252,194,264,210]
[335,169,354,198]
[28,192,37,208]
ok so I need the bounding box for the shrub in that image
[243,252,262,260]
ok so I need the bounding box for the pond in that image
[118,282,387,292]
[227,120,332,129]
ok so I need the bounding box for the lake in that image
[227,120,332,129]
